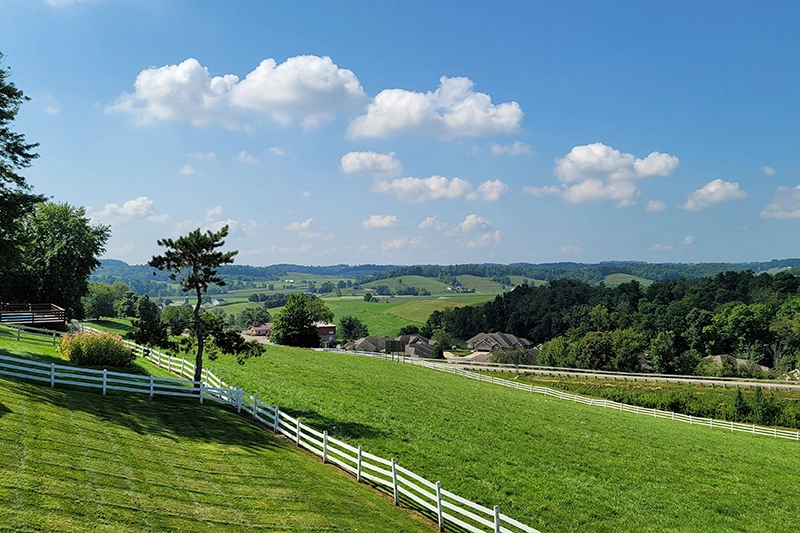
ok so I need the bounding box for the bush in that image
[59,331,135,367]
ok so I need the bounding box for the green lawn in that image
[208,346,800,533]
[0,376,435,533]
[322,298,412,337]
[603,273,654,287]
[385,295,495,323]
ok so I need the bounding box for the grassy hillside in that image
[209,346,800,533]
[0,338,434,532]
[363,275,451,294]
[603,273,654,287]
[385,295,495,323]
[322,298,412,337]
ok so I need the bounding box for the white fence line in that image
[0,323,63,345]
[323,348,800,443]
[21,324,537,533]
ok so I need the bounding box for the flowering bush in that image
[59,331,134,367]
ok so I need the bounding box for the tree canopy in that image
[149,226,237,383]
[271,294,332,348]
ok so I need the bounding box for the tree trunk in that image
[193,285,204,386]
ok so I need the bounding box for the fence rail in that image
[34,324,538,533]
[323,348,800,442]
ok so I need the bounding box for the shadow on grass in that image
[2,375,281,451]
[282,408,387,440]
[0,402,9,418]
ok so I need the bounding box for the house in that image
[344,334,439,358]
[246,323,272,336]
[315,322,337,345]
[702,354,771,373]
[467,332,535,352]
[212,298,228,306]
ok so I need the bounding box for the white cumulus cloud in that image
[464,231,501,249]
[381,236,424,251]
[106,55,367,129]
[555,143,679,182]
[285,218,314,231]
[459,214,490,233]
[523,185,560,197]
[561,179,639,207]
[682,236,695,246]
[340,151,403,178]
[646,199,667,212]
[268,146,285,156]
[179,165,197,176]
[560,246,584,254]
[363,214,400,229]
[682,179,747,211]
[761,166,776,176]
[92,196,169,223]
[193,151,216,160]
[491,141,532,156]
[372,175,472,202]
[233,151,259,164]
[468,179,509,202]
[418,215,445,230]
[347,76,523,140]
[760,185,800,219]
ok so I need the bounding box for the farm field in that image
[508,276,547,287]
[603,273,654,287]
[455,274,508,293]
[363,275,451,294]
[323,294,495,337]
[208,346,800,533]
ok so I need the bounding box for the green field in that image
[603,273,654,287]
[323,295,495,337]
[363,275,451,294]
[508,276,547,287]
[208,346,800,533]
[0,334,434,532]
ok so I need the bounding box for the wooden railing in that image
[0,303,66,325]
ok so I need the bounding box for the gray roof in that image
[466,332,534,351]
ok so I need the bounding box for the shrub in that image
[59,331,135,368]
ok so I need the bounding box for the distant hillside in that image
[92,258,800,297]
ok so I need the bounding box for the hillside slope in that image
[0,376,434,532]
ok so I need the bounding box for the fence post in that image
[102,369,107,395]
[392,458,399,506]
[494,505,501,533]
[52,331,56,346]
[199,382,204,404]
[357,445,363,482]
[236,387,242,413]
[274,407,280,433]
[323,431,328,463]
[149,375,154,399]
[436,481,444,531]
[296,417,302,446]
[253,395,258,419]
[180,358,185,377]
[50,363,55,388]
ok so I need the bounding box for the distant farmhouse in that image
[245,321,336,345]
[344,334,439,359]
[467,332,535,352]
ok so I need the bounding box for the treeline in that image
[422,271,800,376]
[362,259,800,286]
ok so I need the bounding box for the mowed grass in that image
[603,273,654,287]
[0,337,434,532]
[209,347,800,533]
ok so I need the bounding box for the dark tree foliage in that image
[338,315,369,342]
[0,53,47,302]
[271,294,323,348]
[149,226,237,383]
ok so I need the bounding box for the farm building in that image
[466,332,535,352]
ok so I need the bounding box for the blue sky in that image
[3,0,800,266]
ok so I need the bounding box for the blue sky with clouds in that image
[3,0,800,265]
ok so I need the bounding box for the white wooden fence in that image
[2,324,540,533]
[323,348,800,442]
